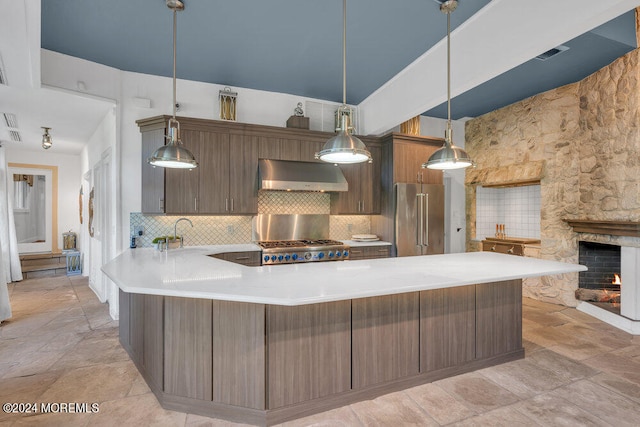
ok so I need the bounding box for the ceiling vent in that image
[535,45,569,61]
[3,113,18,129]
[9,130,21,142]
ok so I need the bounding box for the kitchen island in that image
[102,248,585,426]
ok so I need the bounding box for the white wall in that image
[4,148,81,252]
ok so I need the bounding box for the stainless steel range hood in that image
[258,159,348,192]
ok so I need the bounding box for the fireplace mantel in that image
[564,219,640,238]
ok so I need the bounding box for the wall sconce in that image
[219,87,237,121]
[41,127,53,149]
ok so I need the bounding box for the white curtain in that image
[0,243,9,322]
[0,146,22,286]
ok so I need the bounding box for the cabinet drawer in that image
[349,245,391,260]
[210,251,261,266]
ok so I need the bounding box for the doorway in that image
[8,164,58,254]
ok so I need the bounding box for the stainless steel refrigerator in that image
[395,183,444,257]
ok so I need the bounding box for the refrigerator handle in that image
[423,193,429,248]
[416,193,423,246]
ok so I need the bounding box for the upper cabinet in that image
[387,134,444,185]
[138,116,382,216]
[138,117,258,215]
[330,141,382,215]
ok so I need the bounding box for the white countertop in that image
[102,245,586,306]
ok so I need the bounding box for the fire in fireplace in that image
[576,241,621,313]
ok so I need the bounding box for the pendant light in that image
[315,0,372,165]
[41,127,52,150]
[148,0,198,170]
[423,0,473,170]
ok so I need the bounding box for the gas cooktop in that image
[257,239,350,264]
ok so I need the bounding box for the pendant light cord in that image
[342,0,347,106]
[446,8,452,138]
[172,8,177,120]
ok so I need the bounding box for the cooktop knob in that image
[304,252,312,260]
[328,251,334,258]
[263,255,269,262]
[318,252,325,259]
[336,252,341,257]
[284,254,291,261]
[277,255,284,261]
[343,250,349,257]
[292,253,298,260]
[270,255,277,262]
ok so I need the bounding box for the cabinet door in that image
[165,129,201,214]
[198,131,230,214]
[141,128,166,214]
[393,140,443,185]
[257,136,301,161]
[266,301,351,408]
[420,286,475,372]
[393,141,423,184]
[352,293,420,389]
[331,163,361,214]
[228,134,258,214]
[360,145,381,214]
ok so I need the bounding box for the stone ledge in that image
[564,219,640,238]
[465,160,545,187]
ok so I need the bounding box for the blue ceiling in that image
[41,0,636,121]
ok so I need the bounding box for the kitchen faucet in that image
[173,218,193,248]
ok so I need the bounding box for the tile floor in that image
[1,276,640,426]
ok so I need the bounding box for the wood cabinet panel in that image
[331,142,382,214]
[476,280,523,359]
[118,290,130,350]
[266,301,351,409]
[210,251,261,266]
[143,294,164,390]
[352,293,420,389]
[198,131,230,213]
[348,245,391,260]
[228,134,258,214]
[129,293,145,365]
[420,286,475,372]
[141,128,166,214]
[164,297,213,400]
[165,129,201,214]
[212,301,265,409]
[393,139,443,185]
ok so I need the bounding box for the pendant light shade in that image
[148,0,198,170]
[316,0,371,165]
[423,0,473,171]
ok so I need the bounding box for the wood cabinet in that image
[348,245,391,260]
[120,279,524,426]
[330,142,382,214]
[390,134,444,185]
[137,117,258,215]
[266,301,351,408]
[352,293,419,388]
[372,133,446,247]
[420,286,476,372]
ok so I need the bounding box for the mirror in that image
[8,165,55,254]
[12,174,47,244]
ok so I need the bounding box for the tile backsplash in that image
[130,191,371,247]
[475,185,541,240]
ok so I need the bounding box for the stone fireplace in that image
[465,32,640,323]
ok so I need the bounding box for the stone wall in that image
[465,47,640,307]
